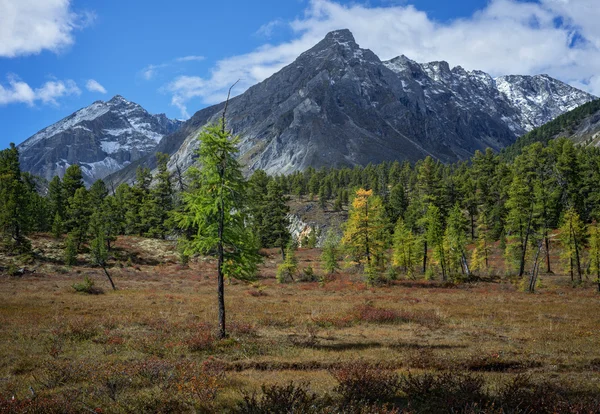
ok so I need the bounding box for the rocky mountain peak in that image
[324,29,356,45]
[18,96,182,185]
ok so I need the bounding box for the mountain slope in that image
[103,29,593,183]
[502,98,600,158]
[18,95,183,185]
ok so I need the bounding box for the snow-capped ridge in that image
[18,96,183,186]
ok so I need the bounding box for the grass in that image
[1,235,600,412]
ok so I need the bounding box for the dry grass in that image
[1,236,600,412]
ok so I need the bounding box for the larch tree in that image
[505,171,537,277]
[444,203,470,280]
[424,204,447,280]
[559,207,585,283]
[321,229,340,275]
[588,220,600,292]
[176,117,261,339]
[471,208,493,273]
[342,188,389,269]
[392,217,418,279]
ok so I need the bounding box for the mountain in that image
[105,29,593,183]
[18,95,183,185]
[503,98,600,158]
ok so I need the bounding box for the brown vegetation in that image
[1,235,600,412]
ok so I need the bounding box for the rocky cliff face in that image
[18,95,183,185]
[110,29,594,184]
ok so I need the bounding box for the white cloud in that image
[165,0,600,118]
[0,76,80,106]
[175,55,205,62]
[86,79,107,94]
[256,19,285,38]
[0,0,94,58]
[140,56,206,82]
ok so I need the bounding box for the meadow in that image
[1,235,600,413]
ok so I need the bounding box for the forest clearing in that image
[1,235,599,412]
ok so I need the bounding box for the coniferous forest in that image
[3,135,600,290]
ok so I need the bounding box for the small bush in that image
[185,323,215,352]
[63,317,99,341]
[400,372,486,411]
[298,266,318,282]
[72,276,103,294]
[238,381,322,413]
[330,361,400,403]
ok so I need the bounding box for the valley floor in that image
[1,235,600,412]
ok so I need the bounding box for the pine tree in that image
[392,218,418,279]
[52,212,63,239]
[342,188,389,269]
[258,180,291,258]
[48,175,64,221]
[143,153,174,238]
[0,143,31,252]
[63,233,77,266]
[321,229,340,275]
[126,167,152,236]
[176,121,261,339]
[89,179,109,207]
[62,165,84,202]
[559,207,585,283]
[66,187,91,250]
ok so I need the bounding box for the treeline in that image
[0,144,292,265]
[273,137,600,288]
[502,98,600,159]
[2,135,600,289]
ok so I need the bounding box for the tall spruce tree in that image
[259,180,291,258]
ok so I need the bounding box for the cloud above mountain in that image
[0,0,94,58]
[0,76,80,106]
[166,0,600,119]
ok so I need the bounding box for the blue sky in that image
[1,0,599,149]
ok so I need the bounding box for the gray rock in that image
[18,95,183,186]
[114,29,599,184]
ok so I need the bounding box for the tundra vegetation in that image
[2,132,600,412]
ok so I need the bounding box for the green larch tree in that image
[559,207,585,283]
[392,218,418,279]
[176,121,261,339]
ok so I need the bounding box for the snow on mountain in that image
[18,95,183,185]
[108,29,596,186]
